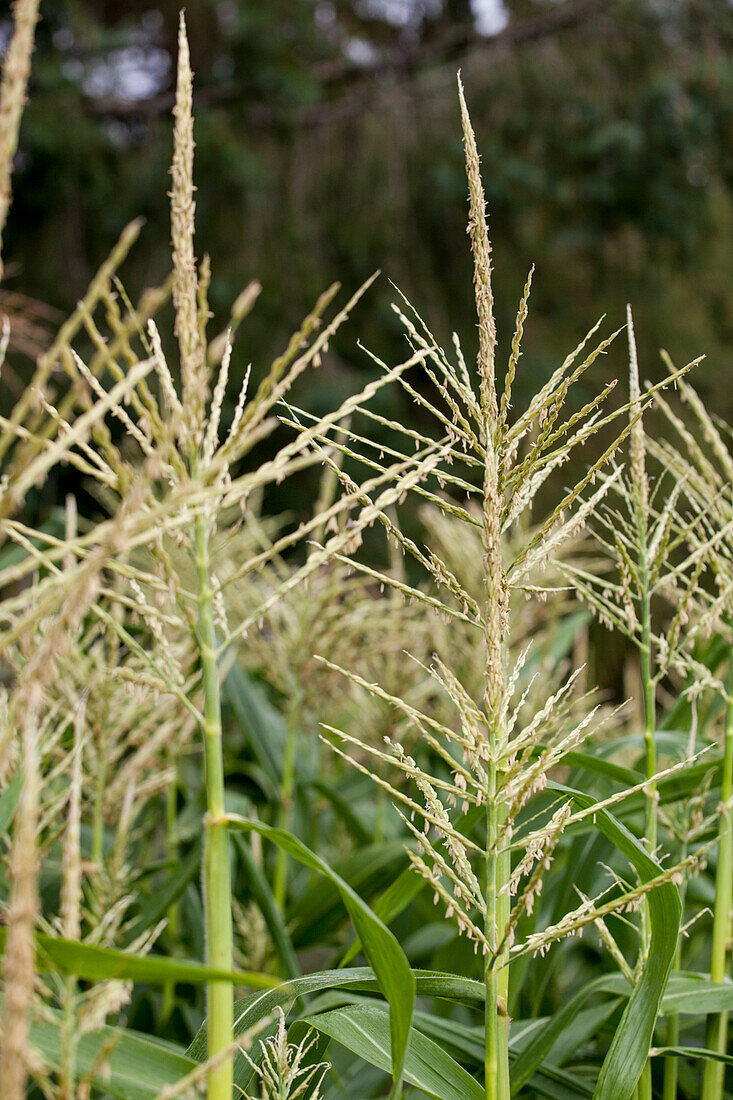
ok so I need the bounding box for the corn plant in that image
[292,79,713,1100]
[0,12,440,1100]
[1,6,732,1100]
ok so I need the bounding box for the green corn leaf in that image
[187,968,484,1093]
[225,819,415,1098]
[614,753,724,816]
[187,970,376,1096]
[559,749,642,787]
[340,864,425,966]
[188,968,377,1056]
[288,839,410,947]
[559,750,723,829]
[408,971,485,1002]
[510,783,681,1097]
[308,778,373,845]
[123,840,201,945]
[516,1068,594,1100]
[511,975,627,1094]
[405,1009,483,1064]
[306,999,595,1098]
[412,1009,596,1096]
[524,610,591,674]
[35,1024,193,1100]
[593,731,692,758]
[661,972,733,1015]
[546,783,680,1100]
[0,770,22,837]
[546,998,623,1067]
[1,998,194,1100]
[651,1045,733,1065]
[402,921,457,960]
[512,1070,594,1100]
[0,927,279,988]
[303,1002,484,1100]
[339,808,484,967]
[223,664,286,787]
[232,831,301,980]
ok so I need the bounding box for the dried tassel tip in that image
[626,304,648,524]
[457,74,497,431]
[0,0,41,282]
[170,12,207,444]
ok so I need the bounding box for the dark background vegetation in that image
[2,0,733,430]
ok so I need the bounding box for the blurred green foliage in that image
[3,0,733,424]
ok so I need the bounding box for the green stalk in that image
[162,763,180,1024]
[496,824,511,1098]
[484,756,500,1100]
[194,509,234,1100]
[627,312,657,1100]
[701,681,733,1100]
[481,434,509,1100]
[662,877,686,1100]
[638,552,656,1100]
[459,73,510,1097]
[628,312,657,941]
[638,1017,654,1098]
[58,976,77,1100]
[663,706,697,1100]
[640,579,657,887]
[484,691,510,1099]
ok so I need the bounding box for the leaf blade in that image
[226,818,416,1094]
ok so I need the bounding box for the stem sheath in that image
[194,510,234,1100]
[484,759,500,1100]
[702,683,733,1100]
[639,591,656,1100]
